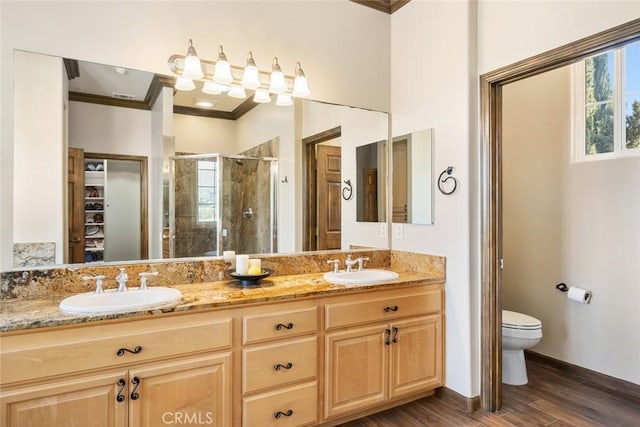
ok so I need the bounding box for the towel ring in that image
[342,179,353,200]
[437,166,458,195]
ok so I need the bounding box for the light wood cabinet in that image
[0,312,233,427]
[324,286,444,420]
[0,281,444,427]
[1,369,128,427]
[241,301,319,427]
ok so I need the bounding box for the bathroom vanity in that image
[0,252,445,426]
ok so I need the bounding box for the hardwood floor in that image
[339,353,640,426]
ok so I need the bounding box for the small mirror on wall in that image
[356,140,387,222]
[392,128,434,225]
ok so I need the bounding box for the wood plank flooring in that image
[339,353,640,426]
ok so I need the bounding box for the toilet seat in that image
[502,310,542,339]
[502,310,541,329]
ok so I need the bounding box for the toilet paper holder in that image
[555,283,569,292]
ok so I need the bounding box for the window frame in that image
[572,42,640,162]
[196,159,217,225]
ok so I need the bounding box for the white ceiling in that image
[68,59,246,112]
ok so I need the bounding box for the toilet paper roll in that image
[567,286,591,304]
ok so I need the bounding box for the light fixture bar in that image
[167,39,310,106]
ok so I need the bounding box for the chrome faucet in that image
[344,254,359,272]
[326,259,340,273]
[139,271,159,290]
[83,275,106,293]
[115,268,128,292]
[356,256,370,271]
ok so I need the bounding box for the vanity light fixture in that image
[268,57,287,94]
[253,89,271,103]
[167,39,310,106]
[182,39,204,80]
[292,62,311,97]
[175,76,196,91]
[275,94,293,106]
[227,86,247,99]
[241,52,261,90]
[213,45,233,85]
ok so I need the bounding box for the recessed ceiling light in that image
[195,99,216,108]
[114,67,127,75]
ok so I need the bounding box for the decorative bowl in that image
[226,268,273,287]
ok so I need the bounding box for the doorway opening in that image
[479,18,640,411]
[302,126,342,251]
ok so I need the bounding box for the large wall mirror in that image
[392,129,434,225]
[11,50,390,268]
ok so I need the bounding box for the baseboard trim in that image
[436,387,481,412]
[525,350,640,405]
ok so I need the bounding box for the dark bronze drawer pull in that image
[116,346,142,356]
[275,322,294,330]
[274,362,293,371]
[383,305,399,313]
[130,376,140,400]
[274,409,293,419]
[384,328,391,345]
[391,326,399,343]
[116,378,126,403]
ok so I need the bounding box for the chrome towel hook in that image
[437,166,458,195]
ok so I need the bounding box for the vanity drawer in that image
[243,336,317,394]
[325,287,442,330]
[1,312,232,385]
[243,305,318,345]
[243,381,317,427]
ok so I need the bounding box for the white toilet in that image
[502,310,542,385]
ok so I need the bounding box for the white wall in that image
[69,102,152,156]
[301,101,389,252]
[1,0,390,269]
[173,114,237,154]
[478,0,640,74]
[391,0,640,398]
[503,66,640,385]
[13,50,65,264]
[391,0,478,397]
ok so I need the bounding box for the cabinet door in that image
[0,370,127,427]
[388,315,443,399]
[324,324,387,419]
[128,353,231,427]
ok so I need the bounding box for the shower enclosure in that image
[169,154,278,258]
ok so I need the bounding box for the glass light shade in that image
[241,52,261,89]
[175,77,195,91]
[269,70,287,94]
[227,86,247,99]
[292,75,310,97]
[202,81,223,95]
[214,46,233,84]
[182,39,204,79]
[242,65,260,89]
[253,89,271,103]
[183,55,203,80]
[275,94,293,106]
[269,58,287,94]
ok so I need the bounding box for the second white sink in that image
[59,287,182,315]
[323,269,399,286]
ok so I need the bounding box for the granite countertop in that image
[0,270,444,333]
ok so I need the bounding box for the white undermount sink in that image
[59,287,182,314]
[323,269,399,286]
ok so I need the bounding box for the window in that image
[197,160,216,223]
[573,41,640,160]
